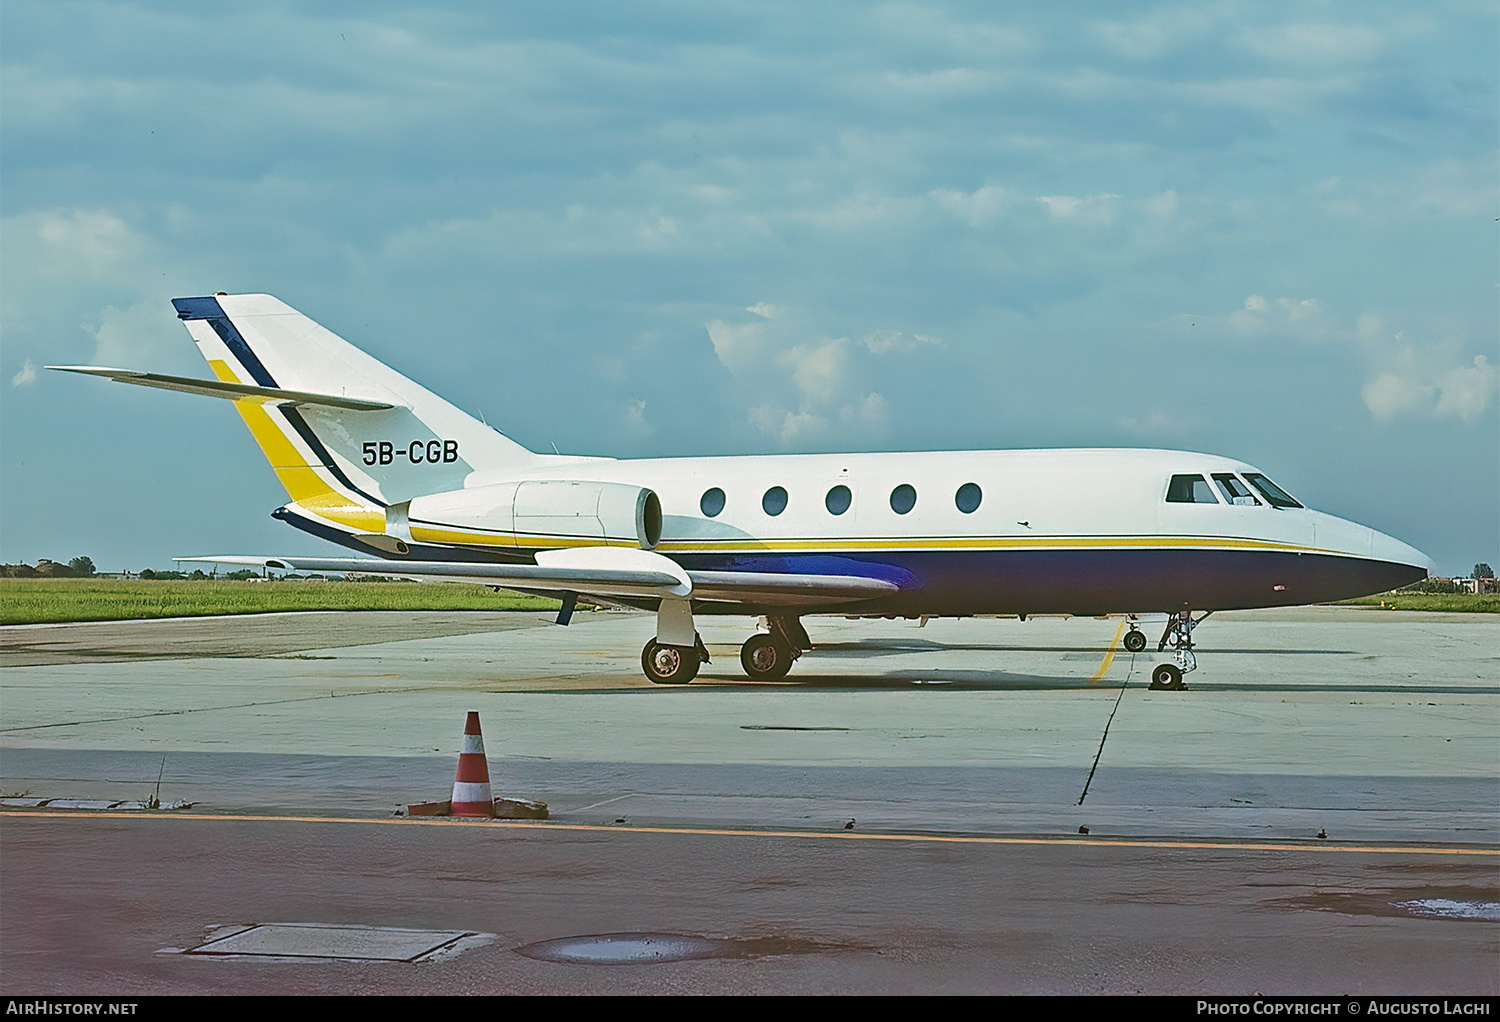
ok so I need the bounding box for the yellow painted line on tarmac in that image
[3,811,1494,857]
[1090,620,1126,683]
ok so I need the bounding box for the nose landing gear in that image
[1149,610,1211,690]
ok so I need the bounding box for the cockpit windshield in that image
[1243,472,1303,509]
[1166,474,1219,504]
[1212,473,1261,506]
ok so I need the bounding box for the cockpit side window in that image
[1212,473,1261,506]
[1166,474,1220,504]
[1243,473,1304,509]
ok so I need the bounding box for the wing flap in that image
[687,569,899,606]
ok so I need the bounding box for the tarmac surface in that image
[2,607,1496,994]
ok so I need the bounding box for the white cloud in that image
[1036,193,1120,224]
[1090,8,1222,60]
[624,398,651,434]
[746,302,779,319]
[86,301,195,373]
[860,330,943,355]
[11,359,38,388]
[705,318,769,377]
[748,405,828,446]
[778,338,850,406]
[1360,326,1498,423]
[1239,23,1385,64]
[1222,295,1331,339]
[839,392,888,429]
[929,184,1015,227]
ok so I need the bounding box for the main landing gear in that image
[739,616,810,681]
[640,615,811,684]
[641,634,710,685]
[1148,610,1211,691]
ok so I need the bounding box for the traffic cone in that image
[449,711,495,817]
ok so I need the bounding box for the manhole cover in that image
[168,923,494,962]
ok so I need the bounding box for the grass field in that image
[1335,593,1500,613]
[0,578,559,625]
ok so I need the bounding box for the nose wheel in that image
[1148,610,1211,691]
[1123,626,1148,653]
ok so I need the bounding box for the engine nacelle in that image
[394,480,662,551]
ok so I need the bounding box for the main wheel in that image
[642,640,700,684]
[1123,628,1147,653]
[1149,663,1185,691]
[740,633,794,681]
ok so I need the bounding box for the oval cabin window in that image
[889,484,916,515]
[700,487,726,518]
[762,486,788,516]
[955,482,982,514]
[825,485,852,516]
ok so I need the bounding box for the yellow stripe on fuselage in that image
[652,534,1330,555]
[208,358,385,533]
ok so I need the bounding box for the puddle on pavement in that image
[515,933,845,964]
[1278,886,1500,922]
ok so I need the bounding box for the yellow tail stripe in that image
[209,361,384,533]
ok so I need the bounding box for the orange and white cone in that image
[449,711,494,817]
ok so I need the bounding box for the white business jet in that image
[51,294,1431,689]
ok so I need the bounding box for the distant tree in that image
[68,556,95,576]
[189,569,208,581]
[1475,563,1494,579]
[224,569,260,581]
[139,568,156,580]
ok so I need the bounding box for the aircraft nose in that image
[1369,526,1434,576]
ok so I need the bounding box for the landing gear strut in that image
[740,615,810,681]
[1150,610,1211,691]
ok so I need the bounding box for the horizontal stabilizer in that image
[46,366,397,411]
[175,555,900,607]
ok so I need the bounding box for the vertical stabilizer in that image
[173,294,539,521]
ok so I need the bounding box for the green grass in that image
[1334,593,1500,613]
[0,578,559,625]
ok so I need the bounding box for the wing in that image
[176,548,900,607]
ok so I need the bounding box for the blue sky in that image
[3,1,1496,575]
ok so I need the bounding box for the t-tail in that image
[51,293,543,553]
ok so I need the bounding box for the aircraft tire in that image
[1149,663,1184,691]
[642,640,699,684]
[1123,629,1148,653]
[740,633,793,681]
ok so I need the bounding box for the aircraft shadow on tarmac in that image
[803,638,1360,657]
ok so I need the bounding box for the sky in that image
[2,0,1496,576]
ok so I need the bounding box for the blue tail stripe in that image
[171,296,277,388]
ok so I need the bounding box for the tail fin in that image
[173,294,538,529]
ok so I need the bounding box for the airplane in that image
[50,293,1432,690]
